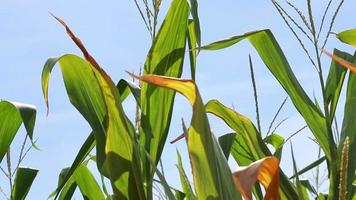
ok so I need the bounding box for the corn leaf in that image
[131,74,241,199]
[187,0,201,48]
[264,133,284,160]
[54,168,77,200]
[140,0,190,175]
[201,29,333,163]
[205,99,297,199]
[232,156,280,200]
[187,19,197,80]
[176,150,196,200]
[325,49,353,119]
[11,167,38,200]
[52,133,95,199]
[290,144,309,200]
[116,79,141,107]
[336,29,356,47]
[289,156,326,179]
[218,133,236,160]
[74,165,105,200]
[339,54,356,199]
[0,101,36,162]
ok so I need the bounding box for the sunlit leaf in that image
[74,165,105,200]
[201,29,333,164]
[336,29,356,47]
[140,0,190,193]
[45,15,145,199]
[11,167,38,200]
[232,156,280,200]
[264,133,284,160]
[205,100,297,199]
[131,74,241,199]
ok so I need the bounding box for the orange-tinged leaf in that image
[322,49,356,73]
[128,72,197,105]
[232,156,280,200]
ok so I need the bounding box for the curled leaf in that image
[232,156,280,200]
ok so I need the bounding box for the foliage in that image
[0,0,355,199]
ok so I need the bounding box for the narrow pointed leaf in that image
[325,49,354,119]
[187,19,197,80]
[131,74,241,199]
[187,0,200,48]
[291,144,308,200]
[336,29,356,47]
[289,156,326,179]
[11,167,38,200]
[201,29,333,162]
[232,156,280,200]
[176,150,196,200]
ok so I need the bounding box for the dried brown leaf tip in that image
[50,13,100,70]
[321,48,356,73]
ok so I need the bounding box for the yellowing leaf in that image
[129,73,241,199]
[232,156,280,200]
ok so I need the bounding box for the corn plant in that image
[41,0,355,199]
[0,100,38,200]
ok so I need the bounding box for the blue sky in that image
[1,0,355,199]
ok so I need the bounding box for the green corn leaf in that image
[201,29,333,163]
[264,133,285,160]
[74,165,105,200]
[291,144,309,200]
[52,167,77,200]
[218,133,236,160]
[325,49,353,119]
[187,0,200,48]
[205,99,297,199]
[339,53,356,199]
[140,0,190,174]
[42,55,107,171]
[289,156,326,179]
[0,101,36,162]
[116,79,141,107]
[187,19,197,80]
[336,29,356,47]
[42,54,144,199]
[11,167,38,200]
[53,133,95,199]
[132,74,241,199]
[206,100,270,160]
[176,150,196,200]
